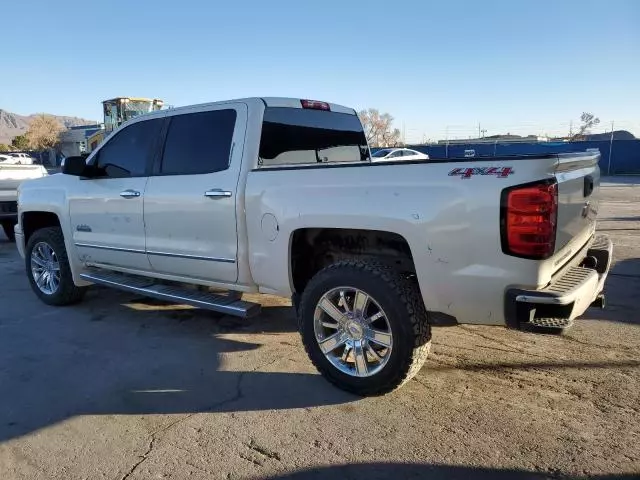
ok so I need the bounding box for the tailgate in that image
[0,165,47,200]
[553,151,600,260]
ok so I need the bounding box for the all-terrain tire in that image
[26,227,87,306]
[2,221,16,242]
[298,260,431,396]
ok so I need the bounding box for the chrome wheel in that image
[314,287,393,377]
[30,241,61,295]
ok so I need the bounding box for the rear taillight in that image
[501,180,558,259]
[300,99,331,111]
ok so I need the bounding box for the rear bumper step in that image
[505,234,613,330]
[79,270,261,318]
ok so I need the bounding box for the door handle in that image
[204,189,232,199]
[120,190,141,199]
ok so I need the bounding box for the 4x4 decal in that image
[448,166,514,179]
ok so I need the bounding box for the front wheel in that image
[298,260,431,396]
[25,227,87,306]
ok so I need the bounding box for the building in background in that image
[438,134,549,145]
[58,124,104,157]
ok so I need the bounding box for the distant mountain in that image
[0,109,95,145]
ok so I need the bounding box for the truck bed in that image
[245,151,600,326]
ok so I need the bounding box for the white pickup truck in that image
[15,97,612,395]
[0,163,48,241]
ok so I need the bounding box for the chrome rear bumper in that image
[505,234,613,330]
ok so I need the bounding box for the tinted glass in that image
[161,109,237,175]
[259,108,369,166]
[95,118,163,177]
[388,150,403,158]
[372,149,392,158]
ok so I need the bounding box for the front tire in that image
[26,227,87,306]
[2,221,16,242]
[298,260,431,396]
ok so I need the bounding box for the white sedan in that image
[7,153,35,164]
[371,148,429,162]
[0,154,18,164]
[0,153,35,165]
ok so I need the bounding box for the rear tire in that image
[291,292,301,314]
[298,260,431,396]
[26,227,87,306]
[2,221,16,242]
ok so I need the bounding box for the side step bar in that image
[79,270,261,318]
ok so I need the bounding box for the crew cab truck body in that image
[15,97,612,395]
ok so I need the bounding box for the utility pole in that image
[569,120,573,139]
[445,126,449,158]
[607,120,615,175]
[478,122,481,139]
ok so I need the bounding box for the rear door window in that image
[160,109,237,175]
[259,108,369,166]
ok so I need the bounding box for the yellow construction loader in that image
[87,97,164,152]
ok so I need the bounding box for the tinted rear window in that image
[258,108,369,167]
[160,109,236,176]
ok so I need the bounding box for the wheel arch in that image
[289,227,418,295]
[22,211,62,245]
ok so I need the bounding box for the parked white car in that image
[9,153,35,164]
[371,148,429,161]
[0,154,18,164]
[0,153,35,165]
[15,97,611,395]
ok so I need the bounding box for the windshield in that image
[259,107,370,166]
[372,149,393,158]
[123,100,154,120]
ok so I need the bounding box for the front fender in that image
[19,178,90,287]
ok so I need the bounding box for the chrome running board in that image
[79,269,261,318]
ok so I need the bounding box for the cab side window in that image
[94,118,163,178]
[160,109,237,175]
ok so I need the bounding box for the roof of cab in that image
[130,97,357,119]
[260,97,356,115]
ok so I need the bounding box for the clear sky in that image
[2,0,638,141]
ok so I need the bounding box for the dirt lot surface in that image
[0,178,638,480]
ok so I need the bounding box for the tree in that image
[11,135,29,150]
[25,115,64,151]
[571,112,600,140]
[0,144,10,152]
[358,108,402,147]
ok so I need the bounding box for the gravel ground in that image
[0,178,638,480]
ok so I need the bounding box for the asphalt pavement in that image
[0,178,638,480]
